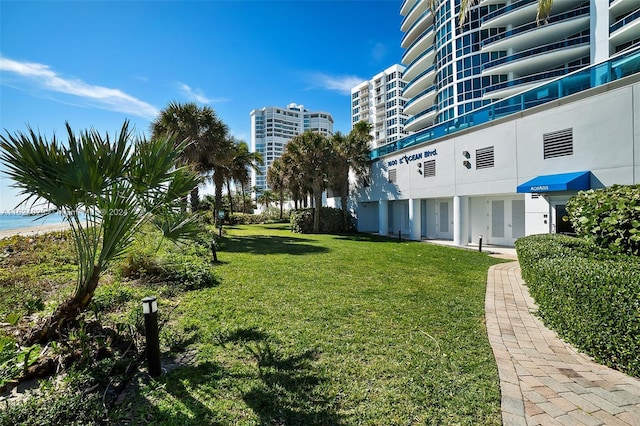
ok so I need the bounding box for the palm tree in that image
[286,131,332,233]
[151,101,228,212]
[226,139,263,214]
[257,189,276,210]
[209,134,236,220]
[267,157,287,219]
[428,0,553,26]
[0,121,202,343]
[330,121,372,230]
[279,150,305,210]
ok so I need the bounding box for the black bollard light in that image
[398,230,402,242]
[478,235,483,253]
[142,296,161,377]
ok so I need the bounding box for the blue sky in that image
[0,0,405,212]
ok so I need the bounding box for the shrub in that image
[290,207,351,234]
[516,234,640,377]
[567,184,640,256]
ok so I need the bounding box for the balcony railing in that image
[404,44,436,74]
[481,0,537,25]
[402,25,435,61]
[482,35,590,71]
[401,0,425,29]
[403,84,437,111]
[483,64,584,95]
[402,64,436,95]
[371,46,640,159]
[401,10,433,46]
[610,8,640,34]
[481,5,590,48]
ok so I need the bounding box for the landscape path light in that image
[142,296,161,377]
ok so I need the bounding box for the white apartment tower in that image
[250,103,334,194]
[350,64,412,149]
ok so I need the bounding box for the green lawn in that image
[128,224,504,425]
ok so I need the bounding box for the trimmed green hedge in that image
[516,234,640,377]
[290,207,351,234]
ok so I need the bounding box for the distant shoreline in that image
[0,222,71,240]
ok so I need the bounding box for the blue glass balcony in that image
[482,6,590,50]
[610,8,640,33]
[481,0,537,26]
[370,46,640,160]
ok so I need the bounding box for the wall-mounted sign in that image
[387,149,438,168]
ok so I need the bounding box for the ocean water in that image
[0,213,66,231]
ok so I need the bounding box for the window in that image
[476,146,494,169]
[544,128,573,159]
[423,160,436,177]
[388,169,397,183]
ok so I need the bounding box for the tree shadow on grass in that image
[129,326,341,425]
[221,235,329,256]
[332,232,403,243]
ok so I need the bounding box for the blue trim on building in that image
[516,171,591,193]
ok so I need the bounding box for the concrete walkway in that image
[486,262,640,425]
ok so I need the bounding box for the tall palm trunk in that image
[190,186,200,212]
[312,184,323,233]
[340,181,350,231]
[226,177,234,213]
[213,168,225,222]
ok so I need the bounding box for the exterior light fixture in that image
[142,296,158,314]
[463,160,472,169]
[142,296,161,377]
[462,151,470,158]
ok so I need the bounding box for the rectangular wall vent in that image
[476,146,495,169]
[388,168,397,183]
[544,128,573,159]
[423,160,436,177]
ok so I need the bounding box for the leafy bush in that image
[516,234,640,377]
[290,207,351,234]
[230,209,290,225]
[160,260,218,292]
[567,184,640,256]
[0,336,41,391]
[0,370,110,425]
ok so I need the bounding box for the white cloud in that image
[177,82,229,104]
[0,56,159,119]
[370,42,387,62]
[307,72,366,95]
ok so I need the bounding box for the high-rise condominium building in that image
[399,0,640,134]
[353,0,639,247]
[250,103,334,194]
[350,64,412,149]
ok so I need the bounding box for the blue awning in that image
[516,171,591,193]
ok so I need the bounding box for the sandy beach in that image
[0,222,72,240]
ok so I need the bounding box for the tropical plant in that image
[151,101,228,212]
[279,150,306,210]
[329,121,372,229]
[209,134,236,220]
[267,157,287,219]
[567,184,640,256]
[0,121,202,343]
[256,189,276,210]
[225,139,263,214]
[285,131,332,233]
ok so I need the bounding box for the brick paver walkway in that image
[486,261,640,425]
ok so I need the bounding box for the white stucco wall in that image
[355,76,640,246]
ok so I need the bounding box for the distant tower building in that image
[350,64,412,149]
[250,103,334,194]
